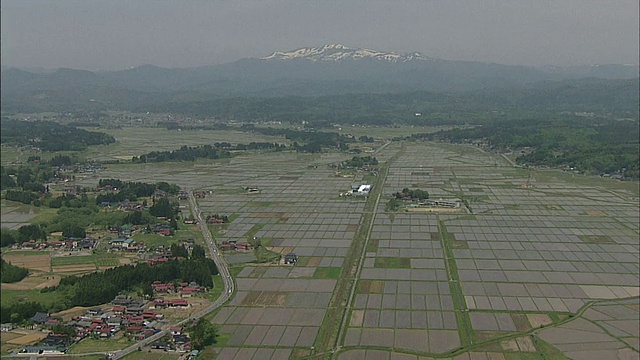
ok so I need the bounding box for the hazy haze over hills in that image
[1,43,637,116]
[1,0,638,70]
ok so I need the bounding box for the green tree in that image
[1,258,29,283]
[170,243,189,258]
[149,197,177,218]
[50,323,76,337]
[191,244,206,260]
[61,223,86,239]
[189,318,218,350]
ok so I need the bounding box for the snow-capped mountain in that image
[261,44,430,62]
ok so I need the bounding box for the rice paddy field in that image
[1,127,638,359]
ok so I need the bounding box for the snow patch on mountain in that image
[261,44,431,62]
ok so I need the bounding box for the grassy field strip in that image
[333,192,381,354]
[438,218,475,348]
[50,254,120,268]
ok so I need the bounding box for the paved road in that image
[108,191,233,360]
[38,191,234,360]
[7,193,233,359]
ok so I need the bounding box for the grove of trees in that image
[1,258,29,283]
[0,119,115,151]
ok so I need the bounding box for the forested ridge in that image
[416,116,639,179]
[0,119,115,151]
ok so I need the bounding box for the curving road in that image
[108,190,233,360]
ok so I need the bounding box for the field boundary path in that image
[311,142,405,359]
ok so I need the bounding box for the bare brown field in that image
[359,280,384,294]
[500,339,520,352]
[241,291,288,306]
[511,313,532,332]
[307,257,322,267]
[346,224,359,231]
[526,314,552,328]
[51,264,97,272]
[1,332,22,342]
[52,306,93,321]
[268,246,294,255]
[350,310,364,327]
[476,331,507,343]
[119,257,133,265]
[35,274,60,289]
[0,274,59,291]
[0,342,22,353]
[3,254,50,272]
[6,333,47,345]
[627,304,640,312]
[155,297,210,323]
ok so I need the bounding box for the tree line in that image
[414,116,639,179]
[47,255,218,307]
[1,258,29,283]
[0,119,115,151]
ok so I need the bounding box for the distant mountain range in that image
[1,44,638,114]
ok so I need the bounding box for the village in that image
[7,280,208,356]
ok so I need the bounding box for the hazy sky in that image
[2,0,638,70]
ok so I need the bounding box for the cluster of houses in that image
[74,162,103,174]
[109,237,139,250]
[47,237,96,250]
[13,240,48,250]
[149,298,190,309]
[19,295,164,354]
[15,284,205,355]
[151,281,205,298]
[149,326,192,352]
[178,191,189,200]
[69,296,164,340]
[12,237,96,251]
[219,240,253,252]
[146,255,175,265]
[20,333,71,356]
[109,224,137,236]
[96,184,118,192]
[117,199,148,211]
[206,214,228,224]
[149,223,172,236]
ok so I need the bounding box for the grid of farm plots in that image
[205,168,366,359]
[343,142,639,355]
[84,151,329,191]
[344,214,462,354]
